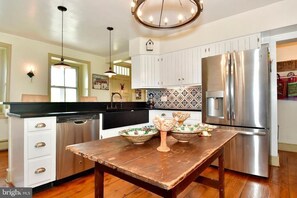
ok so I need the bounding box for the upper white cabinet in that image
[158,47,201,87]
[131,56,145,88]
[132,55,161,89]
[131,33,260,88]
[174,48,201,86]
[200,33,261,58]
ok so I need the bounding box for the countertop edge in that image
[8,108,201,118]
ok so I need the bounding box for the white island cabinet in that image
[10,116,56,187]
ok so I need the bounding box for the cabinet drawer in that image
[28,132,51,159]
[27,157,52,186]
[26,118,54,132]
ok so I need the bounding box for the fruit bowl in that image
[171,124,201,143]
[119,127,158,144]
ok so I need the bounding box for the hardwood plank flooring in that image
[1,150,297,197]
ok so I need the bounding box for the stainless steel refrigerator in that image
[202,47,270,177]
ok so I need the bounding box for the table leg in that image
[163,190,177,198]
[218,148,225,198]
[95,163,104,198]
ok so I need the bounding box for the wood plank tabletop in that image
[66,130,237,190]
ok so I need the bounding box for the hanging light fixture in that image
[104,27,116,78]
[131,0,203,29]
[54,6,70,68]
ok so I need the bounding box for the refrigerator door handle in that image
[238,131,267,136]
[227,110,230,120]
[230,52,236,121]
[226,53,231,121]
[231,112,236,120]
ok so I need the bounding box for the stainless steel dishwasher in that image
[56,114,99,180]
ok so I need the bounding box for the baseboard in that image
[6,168,11,183]
[278,143,297,153]
[0,140,8,150]
[270,155,280,167]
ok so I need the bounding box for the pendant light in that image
[54,6,70,68]
[104,27,116,78]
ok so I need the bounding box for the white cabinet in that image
[131,33,260,88]
[10,116,56,187]
[201,33,261,58]
[131,56,146,88]
[160,53,176,87]
[146,55,161,88]
[200,43,217,58]
[160,48,201,87]
[131,55,161,89]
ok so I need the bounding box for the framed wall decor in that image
[92,74,109,90]
[135,89,142,100]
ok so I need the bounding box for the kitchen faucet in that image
[109,92,122,109]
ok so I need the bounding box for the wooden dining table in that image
[66,130,237,198]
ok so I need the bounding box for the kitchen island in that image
[6,101,202,188]
[67,130,237,198]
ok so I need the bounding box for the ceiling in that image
[0,0,281,58]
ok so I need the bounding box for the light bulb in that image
[178,14,184,22]
[137,10,142,17]
[149,16,153,22]
[164,17,168,25]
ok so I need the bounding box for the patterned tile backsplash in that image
[147,86,202,110]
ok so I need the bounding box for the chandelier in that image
[131,0,203,29]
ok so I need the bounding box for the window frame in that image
[50,65,79,102]
[48,53,91,102]
[0,42,11,117]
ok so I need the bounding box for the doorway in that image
[276,39,297,152]
[0,42,11,186]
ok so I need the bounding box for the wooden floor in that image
[1,150,297,198]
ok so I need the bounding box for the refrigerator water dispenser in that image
[206,91,224,118]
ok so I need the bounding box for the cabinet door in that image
[131,56,146,89]
[192,47,202,85]
[200,43,217,58]
[248,33,261,49]
[147,55,161,88]
[162,53,176,86]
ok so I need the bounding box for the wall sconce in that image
[27,66,35,81]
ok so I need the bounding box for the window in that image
[51,66,78,102]
[0,42,11,115]
[49,54,91,102]
[113,65,130,76]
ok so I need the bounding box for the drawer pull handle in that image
[35,123,46,128]
[35,142,46,148]
[35,167,46,174]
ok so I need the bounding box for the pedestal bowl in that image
[172,112,191,126]
[153,116,178,152]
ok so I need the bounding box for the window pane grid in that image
[51,65,78,102]
[113,65,130,76]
